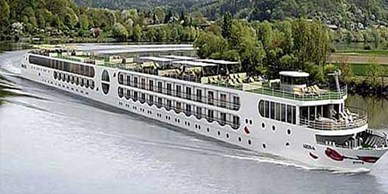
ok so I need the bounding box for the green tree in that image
[133,24,142,41]
[239,37,266,75]
[194,32,227,58]
[0,0,11,26]
[222,11,232,39]
[258,21,273,50]
[366,58,383,87]
[282,21,294,54]
[79,14,89,30]
[112,23,128,41]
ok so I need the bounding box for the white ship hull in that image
[20,53,388,171]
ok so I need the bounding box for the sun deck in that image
[31,50,348,102]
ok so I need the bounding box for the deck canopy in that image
[279,71,309,78]
[138,56,175,63]
[197,59,239,65]
[163,55,197,61]
[279,71,310,91]
[172,60,217,67]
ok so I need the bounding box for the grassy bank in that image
[335,50,388,57]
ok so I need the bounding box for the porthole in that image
[272,125,276,131]
[248,140,252,145]
[262,143,266,149]
[102,83,110,95]
[261,122,265,129]
[287,129,291,135]
[238,137,242,142]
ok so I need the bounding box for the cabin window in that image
[133,77,138,87]
[233,96,240,110]
[270,102,275,119]
[275,103,281,121]
[118,73,123,84]
[208,110,214,121]
[149,80,154,91]
[264,101,269,118]
[232,116,240,129]
[259,100,296,124]
[281,104,286,122]
[166,99,171,109]
[196,89,202,102]
[133,91,138,101]
[126,75,131,86]
[149,95,154,105]
[220,94,227,108]
[196,107,202,118]
[186,87,192,100]
[176,102,182,113]
[220,113,227,125]
[185,104,192,115]
[208,91,214,105]
[141,78,146,89]
[141,93,146,103]
[118,87,124,98]
[158,82,163,93]
[102,83,109,95]
[176,85,182,97]
[157,97,163,108]
[102,70,110,82]
[167,83,172,95]
[287,105,292,124]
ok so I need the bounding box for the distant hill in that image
[73,0,214,11]
[74,0,388,29]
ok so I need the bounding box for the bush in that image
[364,44,372,50]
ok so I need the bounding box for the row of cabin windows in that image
[118,72,240,111]
[258,100,296,124]
[118,87,240,129]
[54,71,95,90]
[29,55,95,78]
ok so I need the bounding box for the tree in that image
[222,11,232,39]
[338,56,353,83]
[239,37,266,75]
[165,10,172,23]
[112,23,128,41]
[0,0,11,26]
[258,21,273,50]
[282,21,294,54]
[133,24,142,41]
[366,58,383,87]
[372,29,381,49]
[79,14,89,30]
[194,32,227,59]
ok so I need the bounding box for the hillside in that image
[74,0,388,29]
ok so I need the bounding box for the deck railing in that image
[300,107,367,130]
[52,54,348,101]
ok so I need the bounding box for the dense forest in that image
[0,0,206,42]
[194,15,332,81]
[73,0,388,30]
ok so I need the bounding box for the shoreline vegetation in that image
[1,0,387,97]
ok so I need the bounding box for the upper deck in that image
[30,49,347,102]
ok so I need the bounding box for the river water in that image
[0,43,387,194]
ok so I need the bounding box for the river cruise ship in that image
[20,46,388,171]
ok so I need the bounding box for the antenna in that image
[328,69,342,94]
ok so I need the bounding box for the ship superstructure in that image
[20,46,388,170]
